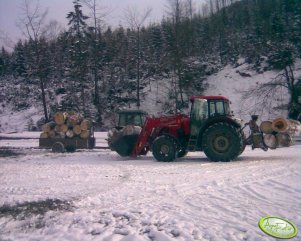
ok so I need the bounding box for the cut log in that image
[123,125,135,135]
[54,125,61,133]
[41,121,56,132]
[80,119,91,131]
[48,130,56,138]
[73,125,82,135]
[40,132,49,139]
[260,121,273,134]
[108,129,122,146]
[276,133,292,147]
[107,125,142,156]
[272,118,289,133]
[263,134,277,149]
[54,112,66,125]
[60,124,68,133]
[67,113,83,126]
[57,132,66,139]
[80,130,90,139]
[66,130,74,138]
[287,119,301,136]
[133,126,142,135]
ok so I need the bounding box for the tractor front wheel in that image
[152,135,177,162]
[202,123,243,162]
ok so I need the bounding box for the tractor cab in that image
[189,96,231,135]
[116,110,148,130]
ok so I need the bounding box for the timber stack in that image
[40,112,92,139]
[260,117,301,149]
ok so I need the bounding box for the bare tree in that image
[17,0,49,121]
[17,0,48,41]
[0,30,15,51]
[124,6,152,108]
[81,0,109,31]
[240,66,298,119]
[42,20,64,42]
[80,0,109,123]
[166,0,186,109]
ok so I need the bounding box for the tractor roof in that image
[117,110,148,115]
[190,96,229,102]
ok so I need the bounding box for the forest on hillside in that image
[0,0,301,127]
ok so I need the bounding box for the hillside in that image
[0,0,301,131]
[1,59,300,133]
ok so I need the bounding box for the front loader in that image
[108,96,246,162]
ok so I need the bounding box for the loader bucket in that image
[109,134,139,157]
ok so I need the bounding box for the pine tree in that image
[11,41,26,77]
[67,0,90,114]
[0,47,11,76]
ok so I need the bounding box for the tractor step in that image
[187,136,198,151]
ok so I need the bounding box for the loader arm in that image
[131,117,158,157]
[131,115,189,157]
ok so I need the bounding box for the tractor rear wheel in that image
[152,135,177,162]
[202,123,243,162]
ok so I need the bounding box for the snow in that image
[0,104,42,133]
[0,134,300,241]
[204,63,289,123]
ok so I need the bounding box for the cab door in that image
[190,99,209,136]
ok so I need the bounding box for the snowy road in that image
[0,134,300,241]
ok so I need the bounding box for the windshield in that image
[209,100,230,116]
[119,114,142,126]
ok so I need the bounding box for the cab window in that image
[209,100,226,116]
[216,101,224,114]
[191,99,208,121]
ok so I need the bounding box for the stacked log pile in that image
[40,112,92,139]
[260,117,300,149]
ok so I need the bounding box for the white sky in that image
[0,0,170,49]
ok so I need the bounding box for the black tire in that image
[152,135,177,162]
[202,123,243,162]
[52,142,65,153]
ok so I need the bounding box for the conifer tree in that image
[67,0,89,114]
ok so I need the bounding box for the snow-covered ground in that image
[0,133,300,241]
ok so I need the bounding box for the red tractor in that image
[108,96,246,162]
